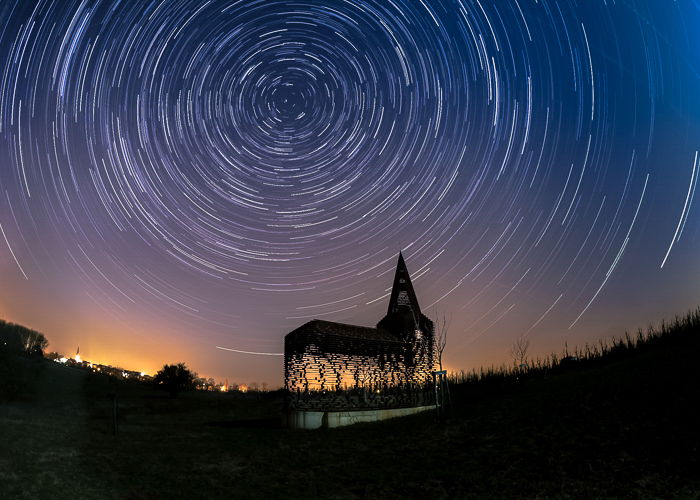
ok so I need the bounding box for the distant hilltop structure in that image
[284,252,435,392]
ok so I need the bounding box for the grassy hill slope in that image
[1,313,698,498]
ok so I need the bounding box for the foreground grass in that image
[0,360,103,497]
[2,321,699,498]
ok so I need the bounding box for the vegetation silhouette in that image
[448,307,700,405]
[0,319,48,401]
[0,319,48,357]
[153,362,196,398]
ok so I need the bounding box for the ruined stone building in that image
[284,253,435,392]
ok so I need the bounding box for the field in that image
[1,320,699,499]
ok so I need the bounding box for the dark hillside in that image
[0,311,698,498]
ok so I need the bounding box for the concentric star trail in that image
[0,0,698,383]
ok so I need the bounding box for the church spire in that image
[386,252,422,318]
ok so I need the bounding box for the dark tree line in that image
[0,319,49,401]
[0,319,48,357]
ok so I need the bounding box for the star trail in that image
[1,0,699,385]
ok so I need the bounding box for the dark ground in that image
[1,333,699,499]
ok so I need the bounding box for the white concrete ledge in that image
[287,405,435,429]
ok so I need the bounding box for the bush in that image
[154,363,196,398]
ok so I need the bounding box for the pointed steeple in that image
[386,252,422,319]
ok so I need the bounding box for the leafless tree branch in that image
[510,335,530,369]
[432,309,450,371]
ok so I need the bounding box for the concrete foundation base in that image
[287,405,435,429]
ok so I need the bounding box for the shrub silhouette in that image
[154,363,196,398]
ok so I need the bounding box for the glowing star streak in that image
[216,346,283,357]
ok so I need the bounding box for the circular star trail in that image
[1,0,698,381]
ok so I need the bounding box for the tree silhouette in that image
[432,310,450,371]
[0,319,48,356]
[21,330,48,356]
[154,363,196,398]
[510,335,530,370]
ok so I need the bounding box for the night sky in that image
[1,0,699,386]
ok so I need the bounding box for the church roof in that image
[285,253,428,346]
[285,319,401,343]
[386,251,422,319]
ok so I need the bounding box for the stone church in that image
[284,253,435,392]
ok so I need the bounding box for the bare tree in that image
[510,336,530,369]
[432,310,450,371]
